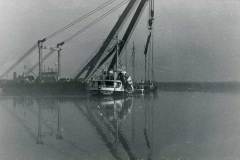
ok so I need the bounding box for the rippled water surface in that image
[0,91,240,160]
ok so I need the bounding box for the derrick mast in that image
[74,0,138,80]
[79,0,149,81]
[56,42,65,79]
[144,0,154,82]
[131,42,135,81]
[37,38,46,81]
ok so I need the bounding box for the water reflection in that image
[8,95,152,160]
[2,91,240,159]
[74,97,136,160]
[144,95,154,160]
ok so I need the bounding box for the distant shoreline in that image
[2,80,240,95]
[155,81,240,92]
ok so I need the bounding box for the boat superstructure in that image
[88,69,134,96]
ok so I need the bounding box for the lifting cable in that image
[63,0,130,44]
[45,0,119,40]
[0,44,38,78]
[0,0,119,78]
[26,0,129,75]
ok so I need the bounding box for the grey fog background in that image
[0,0,240,82]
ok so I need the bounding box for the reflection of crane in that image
[143,95,154,160]
[74,101,122,160]
[9,96,92,157]
[74,97,136,160]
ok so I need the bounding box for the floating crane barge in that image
[2,0,237,95]
[0,0,158,95]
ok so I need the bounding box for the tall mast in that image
[37,38,46,81]
[144,32,151,82]
[148,0,151,82]
[114,35,119,92]
[151,30,154,81]
[143,0,154,83]
[116,35,119,72]
[125,44,128,71]
[131,42,136,81]
[145,52,147,82]
[151,0,155,81]
[56,42,64,79]
[148,41,151,81]
[148,0,154,81]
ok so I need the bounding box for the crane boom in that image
[84,0,148,80]
[144,32,151,55]
[74,0,137,80]
[24,1,128,77]
[108,0,148,72]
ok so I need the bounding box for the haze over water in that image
[0,0,240,159]
[1,0,240,81]
[0,90,240,160]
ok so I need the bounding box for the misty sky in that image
[0,0,240,82]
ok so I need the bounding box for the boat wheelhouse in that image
[88,79,124,96]
[88,70,134,96]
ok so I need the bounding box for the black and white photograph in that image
[0,0,239,159]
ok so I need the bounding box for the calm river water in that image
[0,91,240,160]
